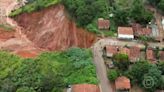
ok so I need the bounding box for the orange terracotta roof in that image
[98,18,110,30]
[120,47,130,56]
[106,45,118,56]
[141,28,152,35]
[118,27,134,35]
[146,48,155,61]
[132,23,142,32]
[72,84,100,92]
[129,46,140,61]
[132,23,152,36]
[115,76,131,90]
[159,51,164,61]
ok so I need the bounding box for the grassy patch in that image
[0,24,14,31]
[9,0,60,17]
[102,31,116,37]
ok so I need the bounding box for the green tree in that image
[158,0,164,12]
[130,0,153,24]
[16,87,36,92]
[157,61,164,75]
[112,53,130,71]
[160,75,164,90]
[127,61,152,85]
[62,0,106,26]
[143,65,162,92]
[107,69,119,81]
[147,0,161,6]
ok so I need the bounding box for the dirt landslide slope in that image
[15,4,96,51]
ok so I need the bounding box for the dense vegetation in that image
[62,0,153,35]
[62,0,107,26]
[0,48,98,92]
[147,0,164,13]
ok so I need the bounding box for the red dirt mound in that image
[0,28,15,41]
[16,50,38,58]
[15,4,96,51]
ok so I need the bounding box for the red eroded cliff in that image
[15,4,96,51]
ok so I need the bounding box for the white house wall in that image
[118,34,134,39]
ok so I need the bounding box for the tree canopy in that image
[62,0,106,26]
[0,48,98,92]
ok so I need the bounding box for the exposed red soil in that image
[13,45,43,58]
[0,28,15,41]
[16,50,38,58]
[15,4,96,51]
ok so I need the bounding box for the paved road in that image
[92,38,164,92]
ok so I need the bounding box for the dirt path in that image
[92,40,113,92]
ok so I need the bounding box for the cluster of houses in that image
[66,76,131,92]
[97,19,162,41]
[105,45,164,63]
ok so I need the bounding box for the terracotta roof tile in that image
[129,46,140,61]
[146,48,155,61]
[132,23,152,36]
[98,18,110,30]
[118,27,134,35]
[159,51,164,61]
[72,84,100,92]
[120,46,140,62]
[120,47,130,56]
[106,45,119,57]
[115,76,131,90]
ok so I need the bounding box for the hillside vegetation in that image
[62,0,153,35]
[10,0,60,17]
[0,48,98,92]
[10,0,154,36]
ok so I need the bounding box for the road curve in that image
[92,39,113,92]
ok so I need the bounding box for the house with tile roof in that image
[98,18,110,30]
[70,84,100,92]
[146,48,156,63]
[120,47,130,57]
[115,76,131,92]
[132,23,152,37]
[129,46,141,62]
[119,46,141,62]
[159,51,164,61]
[106,45,119,57]
[118,27,134,40]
